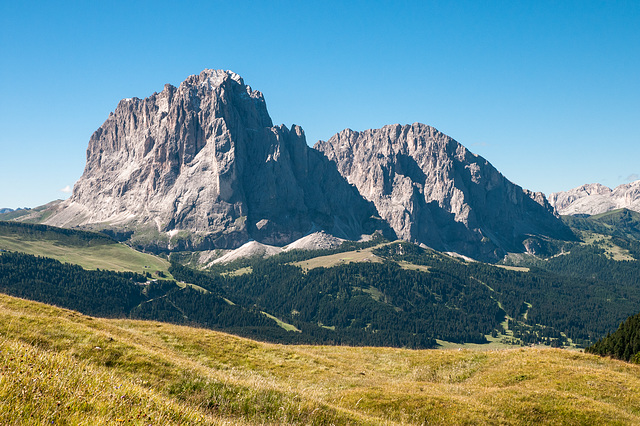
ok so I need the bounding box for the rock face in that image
[45,70,379,250]
[549,181,640,216]
[315,124,574,261]
[43,70,576,260]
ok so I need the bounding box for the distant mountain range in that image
[20,70,575,261]
[0,208,29,214]
[549,181,640,216]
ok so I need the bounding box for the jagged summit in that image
[45,70,380,251]
[43,70,574,260]
[549,180,640,216]
[195,69,245,86]
[316,123,574,260]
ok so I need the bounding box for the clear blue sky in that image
[1,0,638,209]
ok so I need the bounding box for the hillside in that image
[3,220,640,349]
[1,292,640,425]
[562,209,640,243]
[0,201,63,222]
[0,221,171,277]
[587,310,640,363]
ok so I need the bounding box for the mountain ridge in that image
[549,180,640,216]
[316,123,574,261]
[44,70,382,251]
[39,69,573,261]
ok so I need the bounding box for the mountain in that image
[549,181,640,216]
[315,124,574,261]
[40,69,574,260]
[0,208,14,214]
[44,70,381,251]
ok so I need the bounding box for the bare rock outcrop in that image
[45,70,380,250]
[549,181,640,216]
[42,70,576,260]
[315,123,574,261]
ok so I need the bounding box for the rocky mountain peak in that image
[44,70,379,251]
[316,123,574,261]
[41,70,575,260]
[549,181,640,216]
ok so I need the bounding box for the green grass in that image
[290,242,445,274]
[175,281,210,293]
[261,311,302,332]
[0,201,62,222]
[0,234,171,278]
[1,292,639,425]
[292,246,383,270]
[221,266,253,276]
[578,231,634,261]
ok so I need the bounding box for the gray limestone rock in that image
[42,70,575,260]
[315,123,574,261]
[549,181,640,216]
[45,70,379,251]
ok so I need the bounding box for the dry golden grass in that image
[1,292,639,425]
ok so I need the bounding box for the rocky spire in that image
[315,123,574,260]
[45,70,380,251]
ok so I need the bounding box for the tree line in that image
[587,310,640,363]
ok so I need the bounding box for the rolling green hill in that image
[563,208,640,242]
[0,221,171,277]
[1,292,639,425]
[0,200,62,222]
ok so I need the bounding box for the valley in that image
[2,218,640,352]
[3,194,640,426]
[1,68,639,424]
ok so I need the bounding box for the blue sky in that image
[1,0,638,209]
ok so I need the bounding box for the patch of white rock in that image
[548,180,640,216]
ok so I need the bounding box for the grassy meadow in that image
[0,234,171,278]
[292,246,383,271]
[1,292,639,425]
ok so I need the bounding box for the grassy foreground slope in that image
[1,293,639,425]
